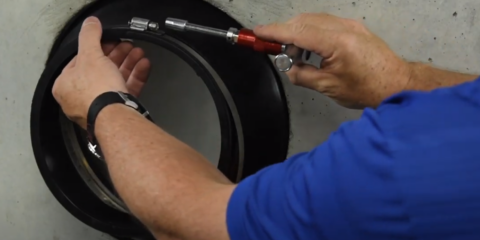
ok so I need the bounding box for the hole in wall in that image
[135,40,221,165]
[31,0,289,237]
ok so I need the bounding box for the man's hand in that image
[255,13,412,109]
[52,16,151,128]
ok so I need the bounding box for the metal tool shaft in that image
[162,17,318,72]
[166,18,228,38]
[185,23,228,38]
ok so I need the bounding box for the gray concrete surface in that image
[0,0,479,239]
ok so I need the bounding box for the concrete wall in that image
[0,0,479,239]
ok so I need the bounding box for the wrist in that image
[371,59,413,107]
[95,103,140,135]
[404,62,477,91]
[87,91,151,147]
[405,62,430,91]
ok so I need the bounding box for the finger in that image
[254,22,291,42]
[287,64,329,91]
[254,13,337,42]
[108,42,134,67]
[102,42,119,55]
[126,58,151,97]
[119,47,145,80]
[254,19,336,57]
[78,16,103,56]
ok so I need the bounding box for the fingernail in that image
[255,25,264,29]
[83,16,100,26]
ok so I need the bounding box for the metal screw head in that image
[148,22,159,31]
[274,53,293,72]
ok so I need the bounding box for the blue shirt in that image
[227,77,480,240]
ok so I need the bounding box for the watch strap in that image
[86,91,151,144]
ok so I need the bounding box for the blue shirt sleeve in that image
[227,107,410,240]
[227,79,480,240]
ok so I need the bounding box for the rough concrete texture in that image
[0,0,479,239]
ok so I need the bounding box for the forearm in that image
[405,62,478,91]
[95,104,233,239]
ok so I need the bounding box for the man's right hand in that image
[254,13,412,109]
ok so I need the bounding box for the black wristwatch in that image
[86,91,152,158]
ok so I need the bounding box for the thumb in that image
[78,16,103,55]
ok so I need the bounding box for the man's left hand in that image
[52,16,151,129]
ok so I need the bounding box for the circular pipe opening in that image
[31,0,290,238]
[59,30,245,213]
[136,40,222,165]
